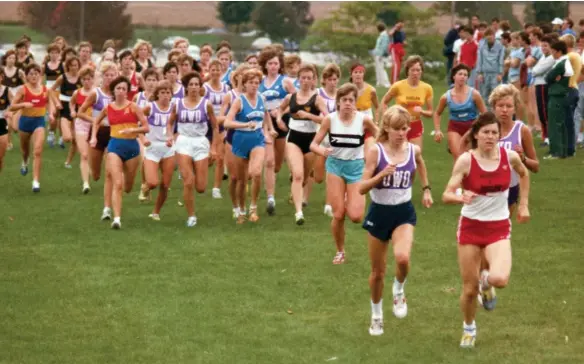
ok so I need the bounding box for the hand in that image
[247,121,257,130]
[56,102,63,110]
[323,147,333,157]
[413,106,423,113]
[22,102,33,109]
[517,204,530,224]
[422,189,433,208]
[269,129,279,139]
[477,74,484,83]
[434,130,443,143]
[3,111,12,120]
[89,137,97,148]
[269,109,278,118]
[496,74,503,82]
[48,113,55,125]
[513,145,524,161]
[118,128,132,135]
[143,139,151,147]
[276,118,288,132]
[166,136,173,147]
[461,190,477,204]
[380,163,397,177]
[295,110,310,119]
[70,111,77,119]
[210,145,217,160]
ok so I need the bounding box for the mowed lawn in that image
[1,84,583,364]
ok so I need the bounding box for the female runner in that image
[166,72,219,227]
[118,50,144,102]
[2,50,26,150]
[379,55,434,150]
[78,61,118,220]
[310,83,378,264]
[258,47,296,215]
[219,64,249,218]
[9,63,55,192]
[359,105,433,336]
[277,63,328,224]
[315,64,340,217]
[224,69,278,224]
[433,64,487,161]
[442,111,530,348]
[91,76,149,229]
[141,81,175,220]
[70,66,95,193]
[350,63,379,152]
[51,56,82,168]
[133,40,154,73]
[204,60,230,199]
[0,67,13,172]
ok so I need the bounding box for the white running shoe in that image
[232,207,240,219]
[323,204,333,217]
[148,213,160,221]
[186,216,197,227]
[212,188,222,199]
[82,183,90,194]
[295,211,305,225]
[393,292,408,318]
[460,329,476,348]
[369,317,384,336]
[32,180,40,193]
[64,163,72,169]
[111,218,121,229]
[266,198,276,216]
[101,207,112,221]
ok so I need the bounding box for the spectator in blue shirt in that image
[561,18,577,37]
[373,23,391,88]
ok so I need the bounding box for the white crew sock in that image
[371,299,383,319]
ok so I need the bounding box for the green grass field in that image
[1,84,584,364]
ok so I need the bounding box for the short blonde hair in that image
[560,34,575,48]
[377,105,411,142]
[132,40,152,58]
[99,60,118,75]
[488,84,520,109]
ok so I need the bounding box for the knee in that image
[183,177,195,190]
[291,172,303,184]
[332,208,345,221]
[33,147,42,158]
[488,272,510,289]
[112,179,123,191]
[265,159,275,170]
[146,181,159,191]
[314,175,324,184]
[462,282,479,298]
[370,267,386,283]
[347,210,364,223]
[195,184,206,194]
[394,250,410,267]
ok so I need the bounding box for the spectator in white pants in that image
[373,23,391,88]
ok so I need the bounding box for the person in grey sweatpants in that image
[476,29,505,107]
[574,81,584,146]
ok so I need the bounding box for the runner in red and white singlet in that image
[442,112,530,349]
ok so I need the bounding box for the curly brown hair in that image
[258,47,284,76]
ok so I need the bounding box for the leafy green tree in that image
[527,2,569,23]
[307,2,432,59]
[19,2,133,48]
[217,2,255,33]
[252,1,314,41]
[433,2,521,29]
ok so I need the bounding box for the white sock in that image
[371,299,383,319]
[268,195,274,202]
[463,321,476,332]
[393,277,406,295]
[113,217,121,223]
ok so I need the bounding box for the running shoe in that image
[369,317,384,336]
[212,188,222,199]
[392,292,408,318]
[266,198,276,216]
[148,213,160,221]
[186,216,197,227]
[111,219,121,229]
[32,180,40,193]
[101,207,112,221]
[323,204,333,217]
[460,329,476,348]
[295,211,304,225]
[82,183,90,194]
[332,251,345,264]
[479,270,497,311]
[20,163,28,176]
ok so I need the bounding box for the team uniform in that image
[325,111,365,184]
[44,62,63,89]
[144,101,174,162]
[127,72,141,101]
[135,59,154,74]
[317,88,336,148]
[135,91,149,108]
[231,95,266,159]
[356,83,376,119]
[260,75,289,138]
[287,93,320,154]
[171,84,185,106]
[457,147,512,246]
[0,87,9,136]
[58,74,81,120]
[498,120,524,206]
[221,67,233,89]
[203,82,229,140]
[224,90,240,146]
[74,90,93,136]
[387,80,433,140]
[88,88,112,151]
[106,104,141,162]
[19,85,48,133]
[446,88,479,136]
[174,98,212,161]
[3,67,24,96]
[363,143,418,241]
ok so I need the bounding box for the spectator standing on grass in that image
[373,23,391,88]
[470,15,481,41]
[562,18,577,37]
[544,40,573,159]
[388,21,406,84]
[559,34,582,157]
[501,33,512,84]
[444,21,461,85]
[532,34,556,146]
[458,27,479,87]
[491,18,504,41]
[477,29,505,107]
